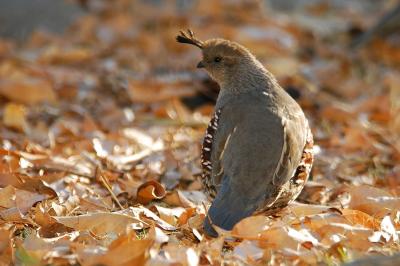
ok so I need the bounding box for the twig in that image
[98,168,124,210]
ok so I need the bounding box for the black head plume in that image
[176,29,203,49]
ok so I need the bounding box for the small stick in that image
[98,169,124,210]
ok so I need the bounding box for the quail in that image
[176,30,314,237]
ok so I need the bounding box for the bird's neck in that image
[219,59,279,96]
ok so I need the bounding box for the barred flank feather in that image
[200,109,222,198]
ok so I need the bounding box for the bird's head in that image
[176,30,260,87]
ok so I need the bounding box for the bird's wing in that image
[272,105,309,188]
[204,99,298,236]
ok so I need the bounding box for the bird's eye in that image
[214,57,222,63]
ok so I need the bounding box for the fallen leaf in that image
[368,216,399,243]
[15,189,48,215]
[137,180,166,204]
[54,211,145,236]
[0,186,16,209]
[77,227,153,266]
[150,205,185,226]
[341,209,380,230]
[127,79,195,103]
[0,78,57,105]
[121,207,176,231]
[232,215,271,239]
[163,190,196,208]
[233,240,265,262]
[2,103,28,131]
[346,185,400,218]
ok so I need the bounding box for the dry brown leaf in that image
[151,243,199,266]
[0,227,12,264]
[2,103,28,131]
[291,212,351,233]
[54,211,145,236]
[346,185,400,218]
[0,1,399,265]
[286,202,331,216]
[258,226,304,250]
[233,240,264,262]
[0,186,16,209]
[369,216,399,243]
[0,78,57,105]
[39,46,94,65]
[177,207,197,226]
[321,104,355,124]
[163,190,196,208]
[127,79,196,103]
[232,215,271,239]
[150,205,185,227]
[77,227,154,266]
[0,207,25,222]
[341,209,380,230]
[14,176,57,198]
[117,207,177,231]
[387,72,400,153]
[0,173,21,188]
[15,189,48,215]
[137,180,166,204]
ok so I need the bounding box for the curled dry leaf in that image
[137,180,166,204]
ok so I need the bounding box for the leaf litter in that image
[0,0,399,265]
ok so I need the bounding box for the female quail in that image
[176,30,314,237]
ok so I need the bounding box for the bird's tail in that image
[203,175,264,237]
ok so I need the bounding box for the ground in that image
[0,1,399,265]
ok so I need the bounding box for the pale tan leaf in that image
[2,103,28,131]
[54,212,145,236]
[0,78,57,105]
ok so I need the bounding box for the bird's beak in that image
[197,61,205,68]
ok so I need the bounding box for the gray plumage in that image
[176,30,313,237]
